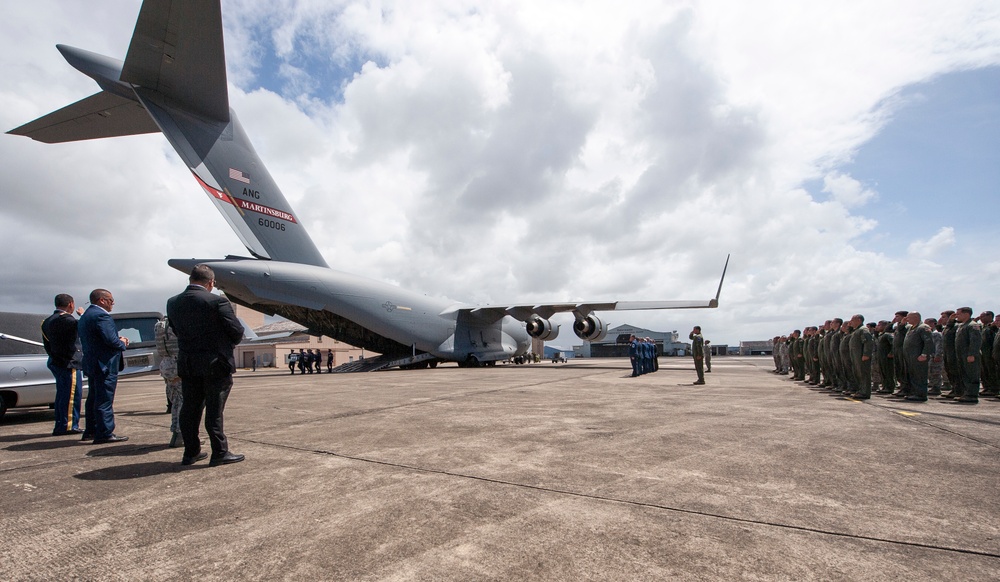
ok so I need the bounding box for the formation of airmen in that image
[771,308,998,404]
[628,335,660,377]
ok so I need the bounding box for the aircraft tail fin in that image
[8,0,329,268]
[122,0,229,122]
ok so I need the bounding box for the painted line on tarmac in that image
[240,434,1000,562]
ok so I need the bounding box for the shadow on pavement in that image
[73,461,209,480]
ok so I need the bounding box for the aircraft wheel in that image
[429,361,438,369]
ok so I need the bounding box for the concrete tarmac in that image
[2,357,999,581]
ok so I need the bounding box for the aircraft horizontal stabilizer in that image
[7,92,159,143]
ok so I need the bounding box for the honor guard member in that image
[628,335,640,377]
[327,349,334,373]
[288,350,297,374]
[953,307,982,404]
[901,312,933,401]
[939,311,959,398]
[690,326,705,385]
[848,315,874,399]
[297,348,307,374]
[41,293,84,436]
[925,318,945,396]
[978,311,997,396]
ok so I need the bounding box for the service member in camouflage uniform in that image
[848,315,875,399]
[778,336,790,375]
[925,317,945,396]
[867,322,882,392]
[838,319,855,394]
[939,311,959,398]
[155,318,184,447]
[900,312,934,402]
[953,307,982,404]
[979,311,997,396]
[690,326,705,385]
[875,320,895,393]
[826,319,844,391]
[818,321,831,386]
[992,318,1000,400]
[891,311,910,396]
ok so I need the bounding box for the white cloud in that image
[908,226,956,259]
[822,173,878,208]
[1,0,999,346]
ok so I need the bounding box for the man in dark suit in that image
[41,293,84,436]
[78,289,129,443]
[167,264,245,466]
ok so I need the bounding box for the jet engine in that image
[525,316,560,341]
[573,313,607,342]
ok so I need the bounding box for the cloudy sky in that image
[1,0,998,348]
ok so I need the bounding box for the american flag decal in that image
[229,168,251,184]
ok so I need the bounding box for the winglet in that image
[708,254,730,308]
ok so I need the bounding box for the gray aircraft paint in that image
[9,0,725,367]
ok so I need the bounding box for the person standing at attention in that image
[41,293,84,436]
[690,326,705,385]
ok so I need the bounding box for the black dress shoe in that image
[904,396,927,402]
[209,452,245,467]
[92,434,128,444]
[81,433,94,441]
[181,452,208,465]
[953,397,979,404]
[851,394,871,400]
[53,428,84,436]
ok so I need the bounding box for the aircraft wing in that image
[452,255,730,323]
[7,91,159,143]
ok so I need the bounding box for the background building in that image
[572,324,689,358]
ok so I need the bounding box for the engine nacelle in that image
[525,316,560,341]
[573,313,607,342]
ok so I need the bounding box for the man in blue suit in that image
[78,289,129,443]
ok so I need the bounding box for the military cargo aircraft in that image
[9,0,727,370]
